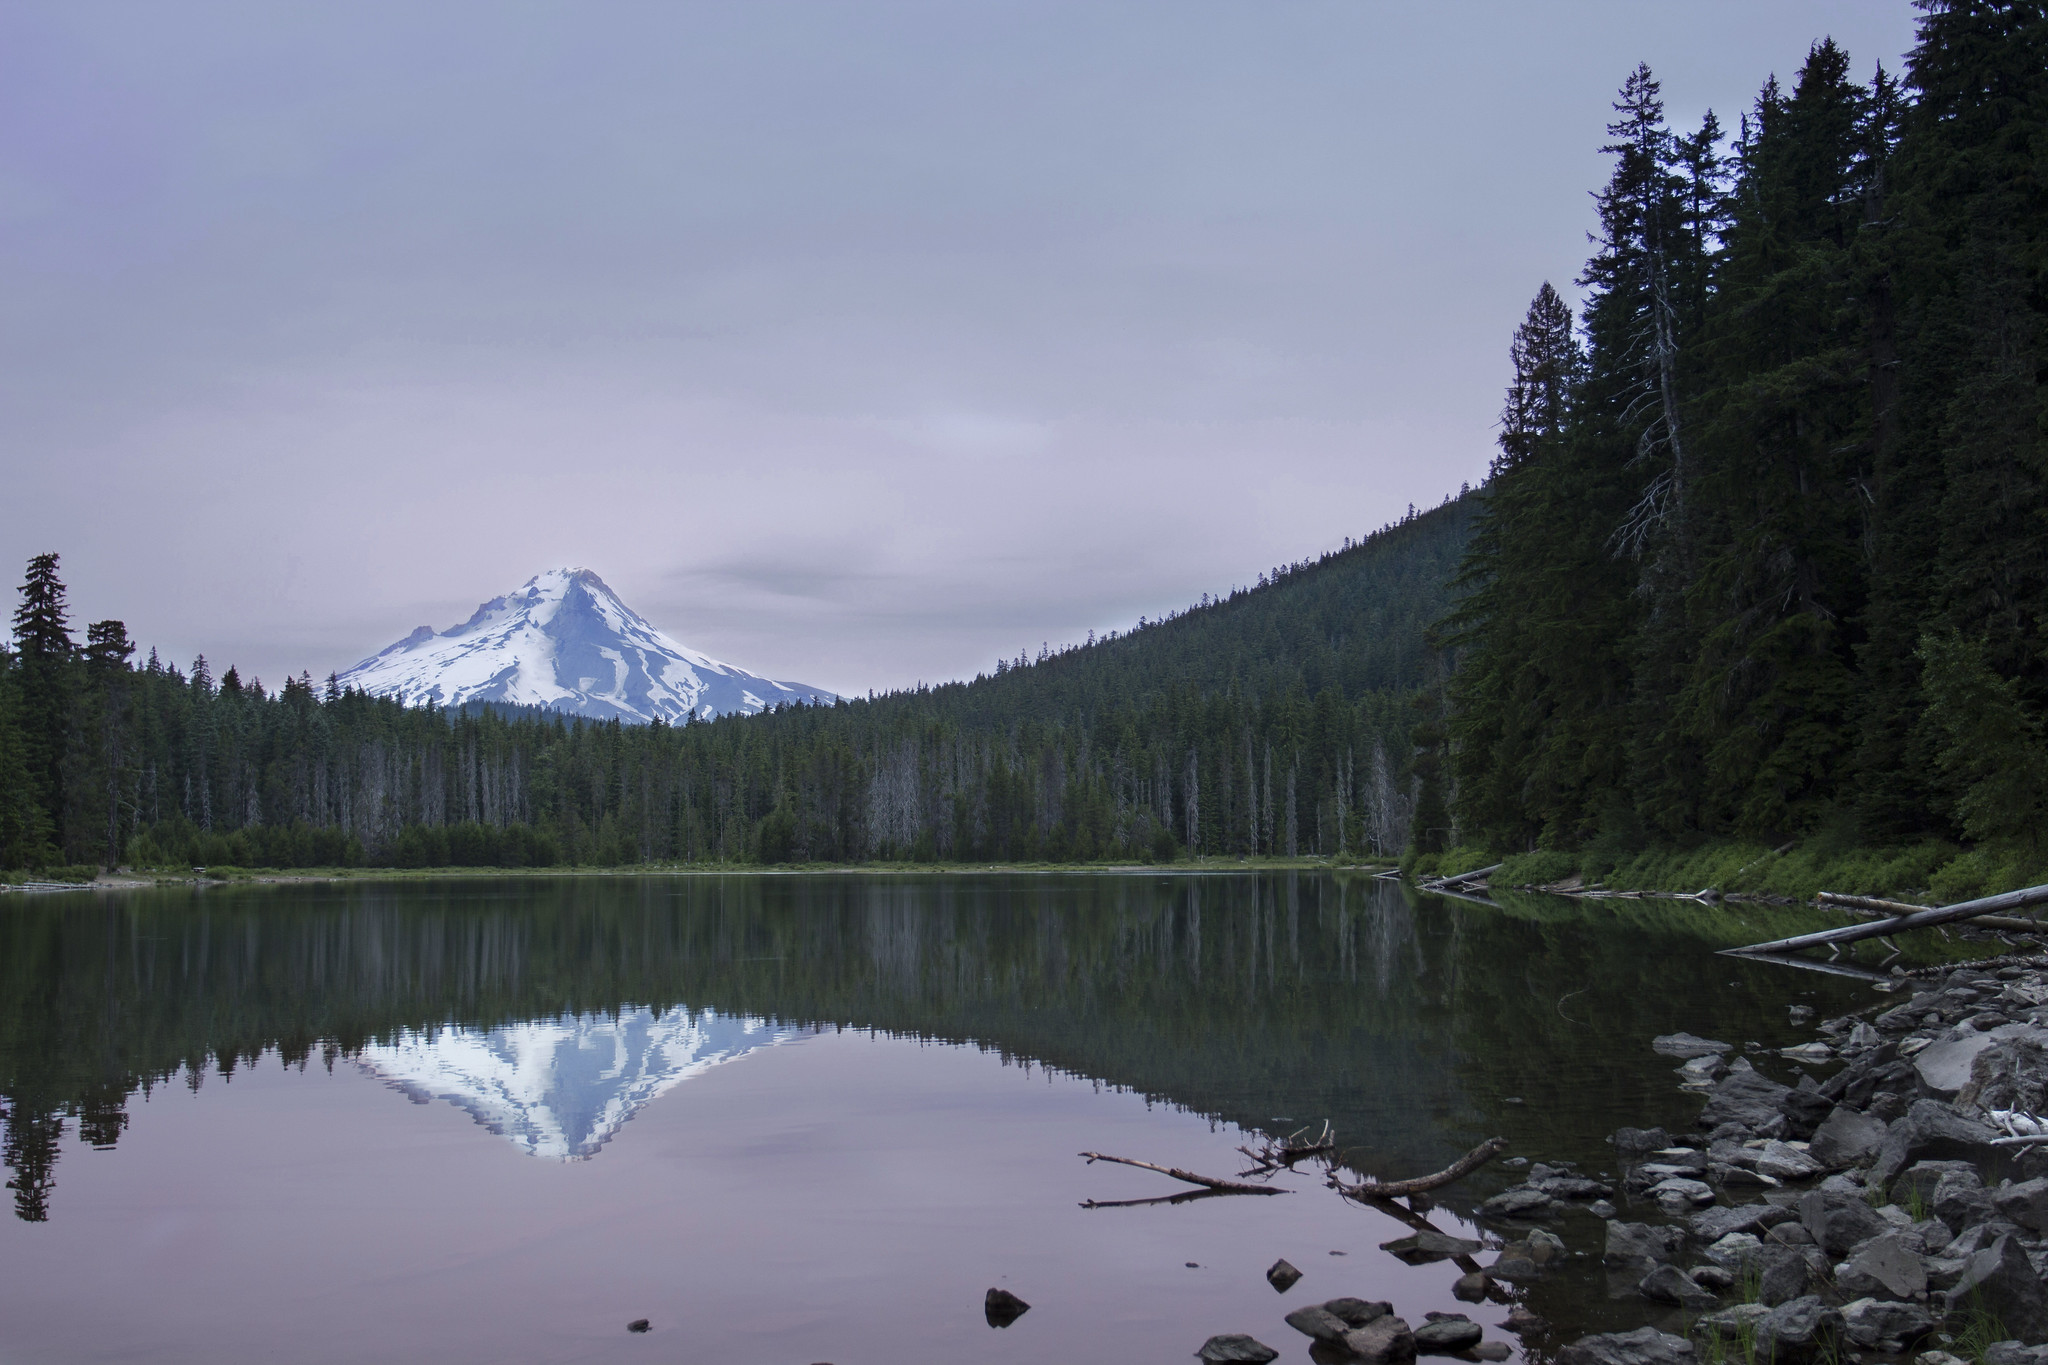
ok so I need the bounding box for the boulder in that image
[1557,1326,1696,1365]
[1614,1127,1672,1155]
[1757,1245,1814,1306]
[1656,1033,1735,1059]
[1266,1258,1302,1292]
[1835,1231,1929,1300]
[1984,1344,2048,1365]
[1933,1168,1998,1234]
[1915,1032,2010,1099]
[1452,1271,1491,1302]
[1754,1140,1826,1182]
[1894,1159,1978,1208]
[1285,1306,1352,1343]
[1650,1147,1711,1173]
[1324,1299,1393,1328]
[1503,1306,1548,1335]
[1799,1188,1890,1255]
[1701,1066,1795,1135]
[1780,1077,1834,1139]
[1649,1177,1717,1207]
[1840,1297,1934,1349]
[1606,1221,1688,1269]
[1694,1266,1736,1292]
[1957,1032,2048,1118]
[1992,1177,2048,1232]
[1639,1263,1718,1308]
[1473,1345,1512,1362]
[1380,1231,1482,1264]
[1945,1235,2048,1343]
[1810,1106,1888,1169]
[1414,1317,1485,1354]
[1339,1315,1416,1365]
[1197,1335,1280,1364]
[1679,1056,1729,1086]
[984,1288,1030,1327]
[1481,1186,1555,1219]
[1692,1202,1794,1242]
[1693,1304,1772,1344]
[1870,1100,2000,1188]
[1754,1296,1845,1365]
[1703,1232,1766,1270]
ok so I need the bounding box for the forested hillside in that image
[0,497,1472,871]
[1443,0,2048,890]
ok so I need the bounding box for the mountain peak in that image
[336,569,836,722]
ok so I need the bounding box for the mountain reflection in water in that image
[0,871,1870,1224]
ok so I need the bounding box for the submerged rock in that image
[1380,1231,1482,1264]
[1638,1263,1717,1308]
[1414,1316,1484,1354]
[1197,1334,1280,1364]
[1339,1315,1417,1365]
[1323,1299,1393,1327]
[1266,1259,1302,1292]
[1606,1221,1688,1270]
[1557,1326,1696,1365]
[1285,1306,1352,1343]
[1655,1034,1735,1060]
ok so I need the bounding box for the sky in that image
[1,2,1920,698]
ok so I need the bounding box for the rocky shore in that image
[1485,956,2048,1365]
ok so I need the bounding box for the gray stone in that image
[1694,1304,1772,1343]
[1266,1258,1301,1292]
[1704,1232,1766,1270]
[1754,1296,1845,1365]
[1933,1168,1997,1233]
[985,1287,1030,1327]
[1614,1127,1672,1155]
[1800,1188,1890,1255]
[1893,1159,1977,1208]
[1481,1186,1555,1219]
[1693,1202,1794,1241]
[1679,1055,1729,1085]
[1452,1271,1490,1302]
[1810,1106,1889,1169]
[1656,1033,1735,1059]
[1198,1335,1280,1364]
[1504,1307,1547,1335]
[1415,1317,1485,1354]
[1780,1077,1834,1138]
[1754,1140,1826,1182]
[1840,1297,1935,1349]
[1957,1031,2048,1118]
[1526,1229,1567,1264]
[1650,1177,1717,1207]
[1285,1306,1351,1343]
[1757,1246,1813,1306]
[1767,1222,1814,1246]
[1606,1221,1688,1269]
[1535,1175,1615,1200]
[1835,1231,1929,1300]
[1693,1266,1736,1292]
[1940,1220,2019,1259]
[1324,1299,1393,1328]
[1984,1344,2048,1365]
[1380,1231,1482,1264]
[1917,1031,2009,1098]
[1993,1177,2048,1232]
[1557,1326,1697,1365]
[1945,1235,2048,1342]
[1340,1315,1416,1365]
[1702,1066,1796,1134]
[1870,1100,2000,1188]
[1488,1255,1539,1281]
[1639,1263,1718,1308]
[1473,1344,1511,1362]
[1649,1147,1711,1173]
[1591,1200,1619,1219]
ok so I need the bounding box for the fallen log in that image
[1423,863,1503,891]
[1078,1152,1288,1196]
[1329,1136,1508,1202]
[1819,891,2046,934]
[1725,882,2048,957]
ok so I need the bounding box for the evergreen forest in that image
[2,0,2043,895]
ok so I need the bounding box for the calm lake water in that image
[0,873,1918,1363]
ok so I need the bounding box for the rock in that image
[1984,1344,2048,1365]
[1452,1271,1491,1302]
[1607,1221,1689,1269]
[1639,1263,1718,1308]
[1993,1176,2048,1232]
[1810,1105,1889,1169]
[1835,1231,1929,1300]
[1679,1055,1729,1086]
[1473,1344,1512,1361]
[1918,1352,1971,1365]
[1380,1231,1482,1263]
[1693,1266,1736,1292]
[1489,1255,1539,1281]
[1481,1185,1556,1219]
[1324,1299,1393,1328]
[1650,1177,1717,1207]
[1339,1315,1416,1365]
[1285,1306,1352,1343]
[1957,1032,2048,1117]
[1841,1298,1935,1350]
[1933,1167,1997,1233]
[1693,1202,1794,1241]
[1946,1235,2048,1342]
[1702,1066,1796,1135]
[1703,1232,1766,1270]
[1591,1200,1618,1218]
[1754,1296,1845,1365]
[1556,1326,1697,1365]
[1526,1229,1566,1264]
[1504,1306,1548,1334]
[1615,1127,1673,1155]
[626,1319,651,1333]
[1783,1043,1833,1063]
[1894,1159,1977,1207]
[1916,1031,2011,1099]
[1197,1334,1280,1364]
[1648,1147,1711,1173]
[985,1288,1031,1327]
[1694,1303,1772,1343]
[1780,1077,1834,1139]
[1800,1188,1891,1255]
[1536,1175,1615,1199]
[1767,1221,1814,1246]
[1414,1317,1485,1354]
[1870,1100,2000,1188]
[1755,1245,1814,1306]
[1754,1140,1826,1182]
[1656,1033,1735,1059]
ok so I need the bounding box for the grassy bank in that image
[1409,837,2048,906]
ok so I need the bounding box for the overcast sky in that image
[2,2,1919,696]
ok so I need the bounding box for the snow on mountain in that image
[334,567,836,722]
[356,1006,809,1160]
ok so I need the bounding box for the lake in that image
[0,872,1908,1363]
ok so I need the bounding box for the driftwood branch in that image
[1726,882,2048,957]
[1821,892,2047,934]
[1238,1121,1336,1177]
[1079,1151,1289,1196]
[1330,1137,1509,1202]
[1080,1188,1237,1210]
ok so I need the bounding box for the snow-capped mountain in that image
[335,567,836,722]
[356,1006,808,1159]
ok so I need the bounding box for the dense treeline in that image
[0,499,1471,871]
[1446,2,2048,865]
